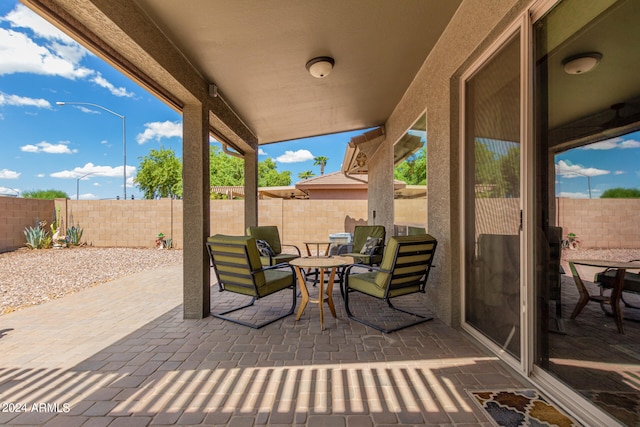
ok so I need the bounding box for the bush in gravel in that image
[66,224,84,246]
[24,220,51,249]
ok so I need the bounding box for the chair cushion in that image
[259,269,295,297]
[360,237,382,254]
[352,226,385,253]
[247,226,283,254]
[596,269,640,294]
[256,239,275,257]
[349,271,422,298]
[374,234,436,289]
[260,253,299,266]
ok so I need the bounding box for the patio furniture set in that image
[206,225,437,333]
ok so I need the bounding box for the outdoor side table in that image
[568,259,640,334]
[289,256,352,330]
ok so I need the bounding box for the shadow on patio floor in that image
[0,265,529,426]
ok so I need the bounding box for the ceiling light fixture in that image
[562,52,602,75]
[306,56,335,78]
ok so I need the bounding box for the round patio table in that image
[289,256,352,330]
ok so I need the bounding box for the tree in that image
[22,189,69,199]
[258,158,291,187]
[209,145,244,188]
[394,147,426,185]
[135,147,182,199]
[313,156,329,175]
[209,148,292,198]
[600,187,640,198]
[298,170,315,180]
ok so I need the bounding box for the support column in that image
[182,102,210,319]
[244,149,258,228]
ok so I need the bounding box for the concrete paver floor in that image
[0,265,529,426]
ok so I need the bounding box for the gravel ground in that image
[0,247,182,315]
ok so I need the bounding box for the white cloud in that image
[76,106,100,114]
[0,5,134,101]
[555,160,610,178]
[77,193,98,200]
[0,168,20,179]
[50,162,136,179]
[90,73,135,98]
[557,191,590,199]
[614,170,625,175]
[20,141,77,154]
[0,27,91,78]
[0,186,19,196]
[580,137,640,150]
[619,139,640,149]
[276,149,314,163]
[258,148,267,155]
[5,4,76,43]
[136,121,182,144]
[0,92,50,108]
[581,140,618,150]
[36,173,45,178]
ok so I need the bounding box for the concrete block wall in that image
[557,198,640,248]
[0,197,55,252]
[4,196,639,253]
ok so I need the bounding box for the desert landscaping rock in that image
[0,247,182,315]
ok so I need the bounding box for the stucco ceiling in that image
[131,0,462,144]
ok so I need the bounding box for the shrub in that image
[24,221,51,249]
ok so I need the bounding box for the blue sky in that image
[0,1,362,199]
[555,132,640,198]
[2,1,639,200]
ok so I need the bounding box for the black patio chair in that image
[246,225,301,266]
[206,234,296,329]
[343,234,437,333]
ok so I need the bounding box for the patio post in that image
[244,149,258,227]
[182,101,211,319]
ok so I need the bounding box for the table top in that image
[569,259,640,269]
[303,241,333,245]
[289,256,352,268]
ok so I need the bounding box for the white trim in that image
[520,10,535,377]
[530,366,624,426]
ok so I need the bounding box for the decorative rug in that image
[468,389,581,427]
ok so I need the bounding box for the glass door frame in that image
[459,15,531,374]
[459,1,623,425]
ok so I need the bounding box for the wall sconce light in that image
[306,56,335,78]
[562,52,602,75]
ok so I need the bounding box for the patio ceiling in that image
[25,0,462,146]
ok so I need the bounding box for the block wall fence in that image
[1,196,637,253]
[0,197,425,253]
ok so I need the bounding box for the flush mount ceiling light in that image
[305,56,335,78]
[562,52,602,75]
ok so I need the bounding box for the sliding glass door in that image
[463,33,522,359]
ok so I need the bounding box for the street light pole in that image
[76,171,97,200]
[56,101,127,200]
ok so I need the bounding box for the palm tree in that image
[298,170,315,180]
[313,156,329,175]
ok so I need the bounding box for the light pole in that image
[56,101,127,200]
[557,168,593,198]
[76,171,97,200]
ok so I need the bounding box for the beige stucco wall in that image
[380,0,526,326]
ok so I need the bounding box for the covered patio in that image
[0,266,528,426]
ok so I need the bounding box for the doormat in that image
[468,389,581,427]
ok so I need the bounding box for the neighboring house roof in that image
[210,186,308,199]
[295,171,406,191]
